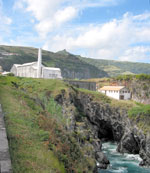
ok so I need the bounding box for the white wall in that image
[106,90,120,100]
[12,65,37,78]
[119,88,131,100]
[11,63,62,79]
[42,68,62,79]
[99,88,131,100]
[10,65,17,75]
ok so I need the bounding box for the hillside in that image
[0,45,108,79]
[1,76,150,172]
[78,56,150,77]
[1,45,150,79]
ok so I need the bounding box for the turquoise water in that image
[99,142,150,173]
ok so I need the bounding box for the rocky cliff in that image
[115,75,150,104]
[55,87,150,171]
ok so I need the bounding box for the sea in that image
[99,142,150,173]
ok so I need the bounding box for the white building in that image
[10,48,62,79]
[98,86,131,100]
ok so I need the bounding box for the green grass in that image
[0,78,66,173]
[0,76,95,173]
[128,104,150,134]
[115,74,150,81]
[77,87,111,104]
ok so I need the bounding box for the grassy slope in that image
[78,56,150,77]
[0,77,67,173]
[0,76,95,173]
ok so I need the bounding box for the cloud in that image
[14,0,120,38]
[118,46,150,62]
[13,0,150,62]
[77,0,120,8]
[43,12,150,62]
[35,6,78,38]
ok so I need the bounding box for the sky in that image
[1,0,150,63]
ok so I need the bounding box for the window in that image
[49,73,58,78]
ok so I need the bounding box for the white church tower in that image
[37,48,42,78]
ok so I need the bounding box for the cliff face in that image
[129,79,150,104]
[55,88,150,171]
[116,78,150,104]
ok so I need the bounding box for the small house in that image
[98,86,131,100]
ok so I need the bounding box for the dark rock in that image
[95,152,110,169]
[139,135,150,166]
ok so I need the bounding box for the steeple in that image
[37,48,42,78]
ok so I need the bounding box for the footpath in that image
[0,104,12,173]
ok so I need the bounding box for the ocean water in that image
[99,142,150,173]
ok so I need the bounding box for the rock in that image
[117,131,139,154]
[95,152,110,169]
[139,135,150,166]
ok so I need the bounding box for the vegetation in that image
[0,75,150,172]
[77,88,111,104]
[128,104,150,134]
[115,74,150,81]
[128,104,150,117]
[0,76,94,173]
[1,45,150,79]
[79,56,150,77]
[0,45,108,79]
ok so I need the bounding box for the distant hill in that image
[0,45,150,78]
[0,45,108,79]
[78,56,150,77]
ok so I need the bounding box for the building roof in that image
[99,86,125,91]
[13,62,37,67]
[43,67,61,71]
[12,62,61,71]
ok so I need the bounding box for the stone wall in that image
[0,104,12,173]
[64,80,96,91]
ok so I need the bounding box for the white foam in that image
[111,167,128,173]
[124,153,142,162]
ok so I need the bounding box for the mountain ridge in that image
[0,45,150,78]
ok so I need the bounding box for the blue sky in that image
[1,0,150,62]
